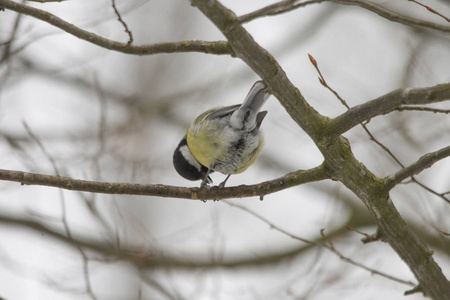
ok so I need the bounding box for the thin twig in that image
[330,0,450,32]
[239,0,325,23]
[237,0,450,32]
[23,123,98,300]
[111,0,134,47]
[408,0,450,23]
[308,53,350,109]
[225,201,415,286]
[0,1,23,64]
[309,55,450,205]
[396,106,450,114]
[309,54,404,166]
[319,229,414,286]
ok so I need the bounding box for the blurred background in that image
[1,0,450,299]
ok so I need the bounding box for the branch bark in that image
[386,145,450,190]
[189,0,450,298]
[0,0,232,56]
[329,83,450,138]
[2,0,450,296]
[0,165,329,200]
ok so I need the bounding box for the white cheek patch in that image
[180,145,202,172]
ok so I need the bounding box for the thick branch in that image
[385,145,450,189]
[0,0,232,56]
[191,0,327,142]
[0,165,329,200]
[330,83,450,137]
[188,0,450,297]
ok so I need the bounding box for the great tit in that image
[173,81,270,188]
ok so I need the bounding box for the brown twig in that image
[308,53,350,109]
[226,201,415,286]
[396,106,450,114]
[319,229,415,286]
[239,0,325,23]
[308,54,405,166]
[237,0,450,32]
[308,55,450,206]
[408,0,450,23]
[111,0,134,47]
[310,64,450,207]
[330,0,450,32]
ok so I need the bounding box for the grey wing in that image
[206,104,240,119]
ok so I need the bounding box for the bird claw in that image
[200,182,211,192]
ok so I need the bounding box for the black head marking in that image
[173,138,213,183]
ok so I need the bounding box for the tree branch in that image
[238,0,450,33]
[227,201,415,287]
[239,0,325,23]
[188,0,450,297]
[0,0,232,56]
[329,0,450,33]
[329,83,450,137]
[385,145,450,190]
[396,105,450,114]
[0,165,329,200]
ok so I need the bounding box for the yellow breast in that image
[186,112,228,168]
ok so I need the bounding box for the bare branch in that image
[0,0,232,56]
[386,145,450,190]
[0,164,329,200]
[309,55,450,206]
[188,0,450,296]
[330,83,450,137]
[238,0,450,33]
[330,0,450,33]
[396,105,450,114]
[226,201,415,286]
[239,0,325,23]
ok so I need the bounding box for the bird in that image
[173,80,271,188]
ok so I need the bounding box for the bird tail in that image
[230,81,270,130]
